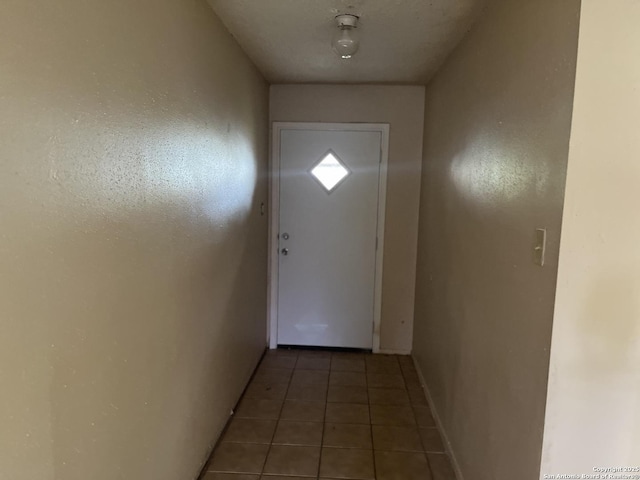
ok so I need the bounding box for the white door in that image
[275,126,386,349]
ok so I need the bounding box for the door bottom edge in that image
[276,344,373,354]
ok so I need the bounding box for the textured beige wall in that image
[413,1,580,479]
[0,1,268,480]
[270,85,425,353]
[541,0,640,473]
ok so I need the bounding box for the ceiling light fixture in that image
[332,14,360,59]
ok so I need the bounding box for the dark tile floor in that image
[202,349,457,480]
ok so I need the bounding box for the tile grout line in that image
[259,350,298,477]
[317,354,335,480]
[366,355,378,480]
[404,356,437,480]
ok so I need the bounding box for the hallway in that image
[2,0,639,479]
[203,349,454,480]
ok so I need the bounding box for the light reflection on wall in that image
[200,128,258,226]
[448,131,549,207]
[63,120,258,226]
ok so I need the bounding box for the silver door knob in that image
[282,233,290,240]
[281,248,289,256]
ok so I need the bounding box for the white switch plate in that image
[534,228,547,266]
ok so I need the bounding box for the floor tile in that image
[261,355,297,370]
[329,371,367,387]
[427,453,456,480]
[371,425,423,452]
[366,373,405,389]
[368,388,410,406]
[297,350,332,360]
[365,354,398,364]
[399,360,417,372]
[286,382,327,401]
[403,376,421,389]
[331,356,366,373]
[413,405,436,427]
[328,385,368,404]
[263,445,320,476]
[254,367,293,384]
[325,403,370,424]
[420,428,445,453]
[402,370,421,387]
[280,400,326,422]
[365,355,399,373]
[374,451,432,480]
[323,423,372,449]
[265,348,298,358]
[364,359,401,375]
[320,447,375,480]
[260,476,312,480]
[296,356,331,370]
[222,418,276,444]
[272,420,323,446]
[370,405,416,426]
[235,398,283,420]
[332,351,365,360]
[397,355,415,369]
[407,385,428,406]
[207,351,451,480]
[203,473,258,480]
[208,443,269,474]
[291,369,329,386]
[245,381,288,401]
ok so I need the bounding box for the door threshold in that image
[276,344,372,354]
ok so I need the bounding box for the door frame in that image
[268,122,390,353]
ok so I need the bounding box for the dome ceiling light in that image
[332,14,360,59]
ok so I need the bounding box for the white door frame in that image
[268,122,389,353]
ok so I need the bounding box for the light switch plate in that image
[534,228,547,266]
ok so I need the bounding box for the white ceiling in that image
[207,0,484,84]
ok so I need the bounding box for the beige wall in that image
[270,85,425,353]
[0,1,268,480]
[413,1,580,479]
[541,0,640,473]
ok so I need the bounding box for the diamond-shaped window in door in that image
[309,151,351,193]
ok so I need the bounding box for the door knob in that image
[282,233,290,240]
[281,248,289,256]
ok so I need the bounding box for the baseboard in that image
[376,348,412,355]
[412,356,465,480]
[195,346,268,480]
